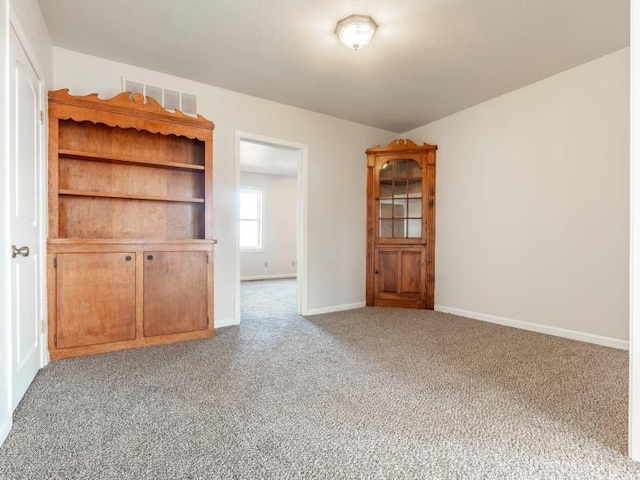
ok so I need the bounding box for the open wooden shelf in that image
[59,149,205,171]
[48,238,216,245]
[58,189,205,203]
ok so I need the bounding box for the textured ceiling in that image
[38,0,629,133]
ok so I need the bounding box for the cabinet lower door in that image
[56,252,136,348]
[143,250,209,336]
[374,247,427,308]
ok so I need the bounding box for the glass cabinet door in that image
[377,159,423,240]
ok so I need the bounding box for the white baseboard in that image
[214,318,240,329]
[0,416,10,448]
[241,274,296,281]
[304,302,366,316]
[435,305,628,350]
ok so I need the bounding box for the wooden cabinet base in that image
[372,298,428,309]
[49,329,213,360]
[47,242,215,360]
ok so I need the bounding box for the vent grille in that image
[126,80,144,96]
[181,93,197,116]
[145,84,163,105]
[122,78,197,116]
[164,89,180,111]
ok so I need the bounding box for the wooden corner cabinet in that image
[47,89,215,359]
[366,138,437,309]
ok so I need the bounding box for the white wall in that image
[629,0,640,460]
[52,47,395,321]
[406,48,630,345]
[240,172,297,280]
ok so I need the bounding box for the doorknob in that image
[11,245,29,258]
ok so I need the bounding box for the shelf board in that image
[58,149,205,171]
[48,238,215,245]
[59,189,205,203]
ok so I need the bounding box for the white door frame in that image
[234,131,309,321]
[0,0,12,447]
[629,0,640,462]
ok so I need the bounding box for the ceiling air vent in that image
[122,78,198,116]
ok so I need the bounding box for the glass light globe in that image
[335,15,378,51]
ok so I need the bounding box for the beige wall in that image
[52,47,396,321]
[240,172,297,279]
[406,48,630,343]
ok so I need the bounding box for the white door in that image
[9,26,43,409]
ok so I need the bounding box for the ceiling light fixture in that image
[335,14,378,51]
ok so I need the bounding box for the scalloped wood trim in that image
[48,89,214,130]
[50,111,210,141]
[366,138,437,154]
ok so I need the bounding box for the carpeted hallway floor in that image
[1,278,640,479]
[241,278,298,319]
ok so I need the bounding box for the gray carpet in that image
[1,278,639,479]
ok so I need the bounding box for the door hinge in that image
[53,334,57,347]
[40,110,44,124]
[41,319,46,333]
[53,257,57,268]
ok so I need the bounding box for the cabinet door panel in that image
[378,251,399,293]
[375,248,426,307]
[56,253,136,348]
[143,251,208,336]
[400,250,422,294]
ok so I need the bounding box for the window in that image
[239,189,262,250]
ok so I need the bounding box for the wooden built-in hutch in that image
[366,139,437,309]
[47,89,215,359]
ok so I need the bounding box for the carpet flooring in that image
[1,278,639,478]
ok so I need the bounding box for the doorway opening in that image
[235,132,308,322]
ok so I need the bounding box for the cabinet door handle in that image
[147,255,154,260]
[125,256,132,261]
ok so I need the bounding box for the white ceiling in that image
[38,0,629,133]
[240,140,298,178]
